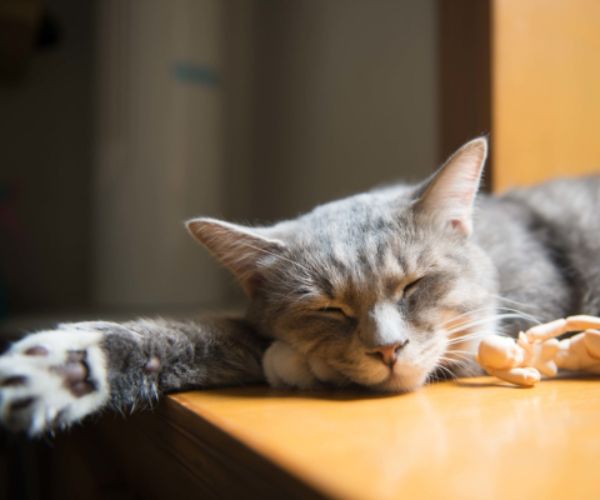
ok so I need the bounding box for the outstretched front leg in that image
[0,317,267,435]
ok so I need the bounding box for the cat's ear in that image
[413,137,487,236]
[186,217,285,296]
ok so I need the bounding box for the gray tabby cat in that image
[1,137,599,435]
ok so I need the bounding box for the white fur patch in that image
[0,326,109,435]
[307,356,348,385]
[262,341,320,389]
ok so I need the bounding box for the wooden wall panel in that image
[492,0,600,192]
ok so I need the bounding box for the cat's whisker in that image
[437,353,482,378]
[490,293,539,312]
[433,363,457,380]
[446,326,490,338]
[446,319,524,345]
[446,337,487,348]
[444,349,476,357]
[440,304,525,324]
[444,313,530,338]
[446,327,488,341]
[446,346,477,353]
[492,305,541,325]
[446,335,490,348]
[446,334,487,347]
[441,307,540,339]
[439,306,496,327]
[443,360,480,378]
[439,353,473,363]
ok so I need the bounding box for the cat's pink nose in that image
[368,340,409,367]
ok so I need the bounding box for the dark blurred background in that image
[0,0,441,332]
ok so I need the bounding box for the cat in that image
[1,137,599,435]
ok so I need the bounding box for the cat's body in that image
[474,175,600,323]
[1,138,599,434]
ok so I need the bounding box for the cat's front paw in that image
[0,325,110,435]
[262,341,320,390]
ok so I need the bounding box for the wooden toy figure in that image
[477,316,600,386]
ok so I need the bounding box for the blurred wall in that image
[251,0,438,221]
[93,0,229,309]
[2,1,438,314]
[92,0,439,310]
[0,0,95,313]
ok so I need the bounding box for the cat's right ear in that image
[186,218,285,296]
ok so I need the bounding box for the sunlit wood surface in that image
[170,377,600,499]
[492,0,600,192]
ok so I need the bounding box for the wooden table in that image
[95,376,600,500]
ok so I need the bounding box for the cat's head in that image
[187,138,498,392]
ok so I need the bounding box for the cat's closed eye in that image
[316,306,353,319]
[317,306,348,317]
[402,276,424,298]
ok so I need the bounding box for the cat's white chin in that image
[370,365,430,393]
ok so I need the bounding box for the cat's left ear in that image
[413,137,487,237]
